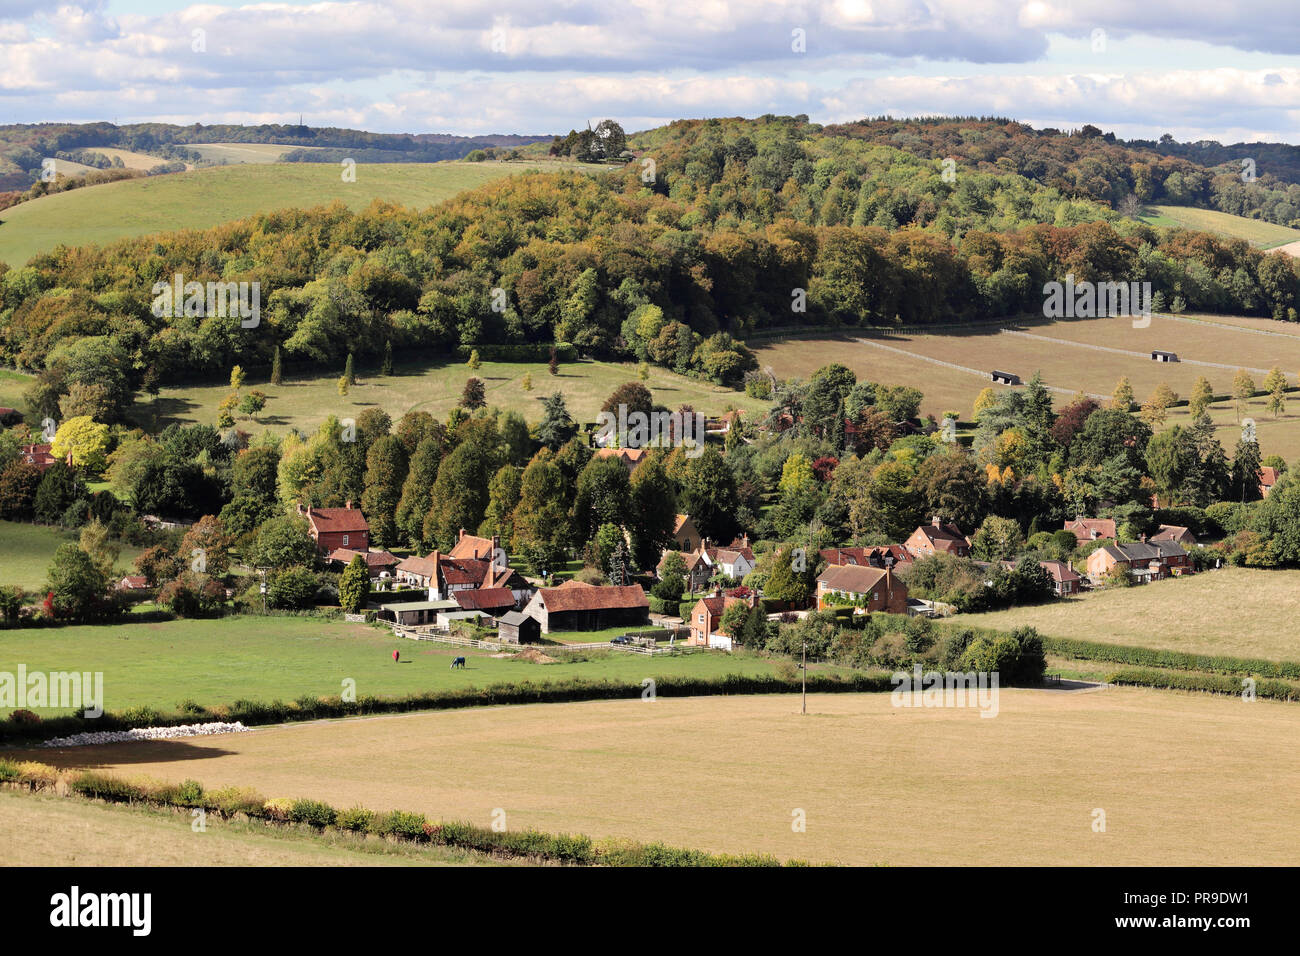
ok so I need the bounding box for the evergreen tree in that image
[537,392,575,449]
[271,345,283,385]
[1231,437,1263,503]
[339,554,371,613]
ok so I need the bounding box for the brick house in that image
[1064,516,1117,546]
[686,588,759,648]
[671,514,702,553]
[298,501,369,554]
[327,548,400,580]
[1037,560,1082,596]
[819,544,913,571]
[395,544,531,605]
[904,518,970,558]
[1087,539,1189,584]
[702,535,757,580]
[1152,524,1197,548]
[656,549,712,594]
[815,564,908,613]
[1259,466,1280,498]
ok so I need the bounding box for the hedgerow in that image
[1041,635,1300,680]
[1104,668,1300,701]
[0,759,809,866]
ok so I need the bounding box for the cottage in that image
[116,575,151,594]
[819,544,913,570]
[449,528,497,562]
[593,447,649,474]
[298,501,369,554]
[1152,524,1197,548]
[905,518,970,558]
[990,370,1020,386]
[395,541,532,605]
[1259,466,1280,498]
[1086,538,1188,584]
[686,588,759,649]
[656,549,712,593]
[1150,350,1179,363]
[19,443,61,471]
[519,582,649,634]
[670,514,702,552]
[1037,560,1082,596]
[815,564,908,613]
[328,548,399,579]
[1064,516,1117,545]
[701,535,756,581]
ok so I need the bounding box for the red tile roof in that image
[329,548,398,568]
[449,531,495,561]
[817,564,891,594]
[453,587,516,611]
[304,505,369,534]
[538,584,648,613]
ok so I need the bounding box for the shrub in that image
[263,798,295,821]
[70,771,143,802]
[336,806,375,831]
[290,798,337,828]
[9,709,40,725]
[207,786,266,817]
[175,779,205,806]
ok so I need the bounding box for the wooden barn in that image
[495,610,542,644]
[519,582,649,634]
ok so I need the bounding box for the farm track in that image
[1000,329,1278,377]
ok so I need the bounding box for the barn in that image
[519,582,649,634]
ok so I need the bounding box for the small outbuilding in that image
[990,370,1021,385]
[495,610,542,644]
[1150,350,1179,363]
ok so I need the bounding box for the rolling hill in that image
[1138,204,1300,248]
[0,159,590,266]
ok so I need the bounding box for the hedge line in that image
[1104,668,1300,701]
[454,342,578,363]
[0,672,896,744]
[1040,635,1300,680]
[0,760,806,867]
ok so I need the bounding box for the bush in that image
[290,798,337,828]
[263,798,295,821]
[207,786,267,817]
[176,779,205,806]
[266,566,320,610]
[336,806,375,831]
[70,771,143,802]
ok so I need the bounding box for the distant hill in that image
[0,122,552,191]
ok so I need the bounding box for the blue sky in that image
[3,1,1300,143]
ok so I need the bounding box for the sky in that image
[2,0,1300,143]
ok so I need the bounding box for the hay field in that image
[972,567,1300,661]
[0,790,498,866]
[29,687,1300,866]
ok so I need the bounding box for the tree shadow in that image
[16,737,241,769]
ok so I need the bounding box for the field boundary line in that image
[1000,328,1278,377]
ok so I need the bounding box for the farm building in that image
[452,587,517,616]
[377,599,459,627]
[520,581,649,634]
[990,370,1020,385]
[496,610,542,644]
[1150,350,1179,362]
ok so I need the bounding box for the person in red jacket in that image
[392,649,399,663]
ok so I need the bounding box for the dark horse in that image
[450,656,467,669]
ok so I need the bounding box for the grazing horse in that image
[450,656,466,670]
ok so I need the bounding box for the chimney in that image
[932,516,941,528]
[458,528,466,541]
[296,501,306,516]
[429,550,442,600]
[741,533,749,548]
[345,499,353,510]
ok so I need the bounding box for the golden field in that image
[23,687,1300,866]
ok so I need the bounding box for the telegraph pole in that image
[801,637,806,715]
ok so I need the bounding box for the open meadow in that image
[0,614,788,715]
[0,159,591,267]
[0,789,500,866]
[753,313,1300,459]
[23,686,1300,866]
[972,567,1300,661]
[0,520,142,591]
[135,355,764,432]
[1139,204,1300,248]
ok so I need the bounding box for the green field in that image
[0,614,786,715]
[0,159,590,267]
[971,567,1300,662]
[140,355,763,432]
[0,520,143,591]
[1139,204,1300,249]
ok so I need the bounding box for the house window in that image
[343,534,349,546]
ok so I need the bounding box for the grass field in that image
[1140,204,1300,249]
[0,614,787,715]
[0,789,500,866]
[0,520,143,591]
[185,143,327,164]
[971,567,1300,661]
[0,159,590,267]
[24,686,1298,866]
[138,355,763,432]
[752,313,1300,459]
[85,147,184,171]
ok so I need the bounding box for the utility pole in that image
[801,637,806,715]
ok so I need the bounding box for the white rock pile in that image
[40,721,250,748]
